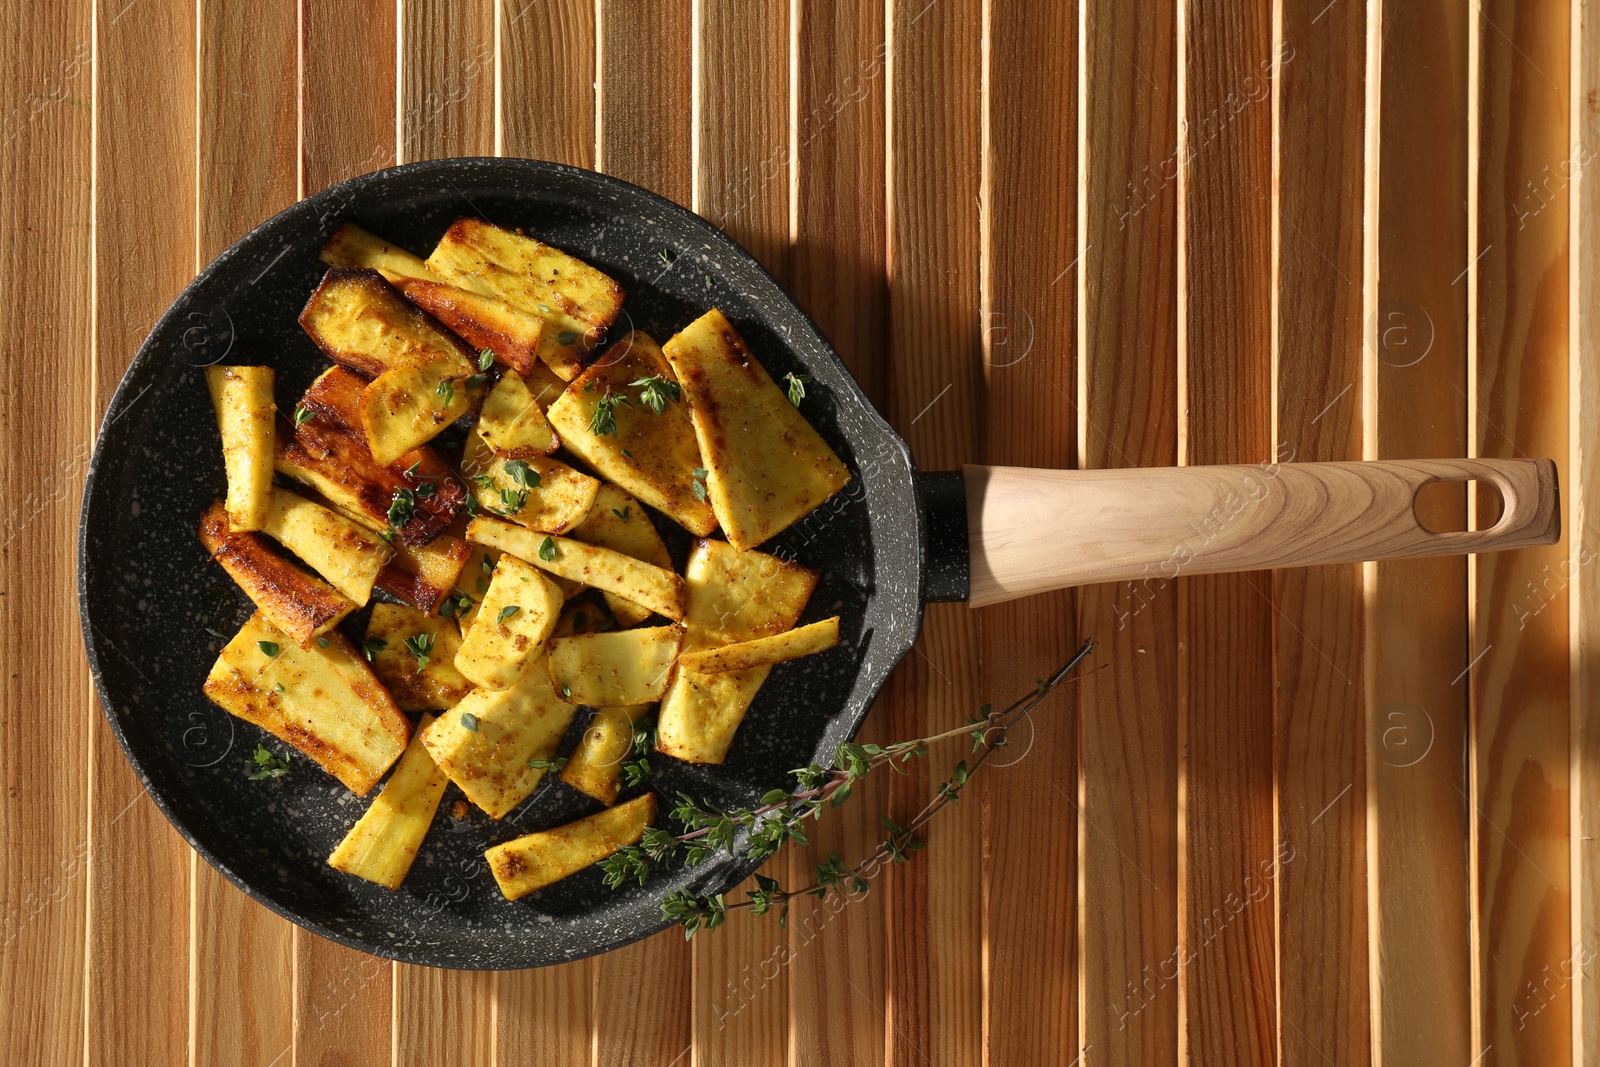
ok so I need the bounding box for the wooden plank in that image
[978,1,1079,1065]
[190,4,300,1063]
[390,6,499,1063]
[0,0,92,1063]
[1364,1,1474,1064]
[1572,0,1600,1062]
[691,2,792,1063]
[697,0,788,262]
[492,7,597,1063]
[1271,3,1370,1067]
[87,0,196,1063]
[1175,0,1277,1063]
[883,0,984,1064]
[302,0,397,195]
[394,967,496,1067]
[398,0,494,165]
[792,0,889,406]
[1075,0,1180,1063]
[596,1,692,204]
[786,0,890,1062]
[1469,2,1573,1065]
[494,963,592,1067]
[499,0,595,165]
[591,6,695,1066]
[292,942,393,1067]
[593,936,691,1067]
[292,4,400,1062]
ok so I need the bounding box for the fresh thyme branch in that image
[600,637,1099,937]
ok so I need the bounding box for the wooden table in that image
[4,1,1596,1064]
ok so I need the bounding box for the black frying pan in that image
[78,158,1558,970]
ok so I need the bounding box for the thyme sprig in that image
[631,375,682,415]
[589,389,631,437]
[600,638,1097,936]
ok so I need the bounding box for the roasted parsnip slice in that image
[467,517,686,621]
[199,501,354,645]
[560,705,651,805]
[568,483,672,627]
[453,543,500,630]
[547,625,683,707]
[319,221,441,285]
[419,661,579,818]
[546,332,717,535]
[519,360,567,410]
[677,616,840,674]
[484,793,657,901]
[279,488,466,614]
[654,668,773,767]
[299,267,476,380]
[327,713,448,889]
[655,540,818,764]
[454,554,563,690]
[204,365,276,531]
[461,429,597,533]
[202,613,409,794]
[277,367,464,544]
[261,488,391,605]
[453,538,585,615]
[398,279,544,377]
[373,534,474,615]
[591,590,647,629]
[662,308,850,549]
[475,370,560,458]
[359,353,480,466]
[366,604,473,712]
[552,597,616,638]
[675,538,820,646]
[425,217,624,380]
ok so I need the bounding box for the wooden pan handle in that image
[964,458,1559,609]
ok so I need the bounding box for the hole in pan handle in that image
[919,458,1560,609]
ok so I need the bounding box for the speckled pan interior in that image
[78,158,925,970]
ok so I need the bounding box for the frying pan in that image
[78,158,1559,970]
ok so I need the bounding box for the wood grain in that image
[1176,0,1278,1063]
[1571,1,1600,1062]
[495,963,592,1067]
[697,0,788,264]
[398,0,494,165]
[786,0,890,1061]
[493,8,599,1063]
[391,6,499,1063]
[292,3,401,1061]
[302,0,396,195]
[978,1,1080,1065]
[591,5,695,1066]
[791,0,890,406]
[883,0,985,1064]
[596,0,692,205]
[1365,1,1474,1063]
[1470,2,1573,1064]
[292,940,392,1067]
[499,0,595,165]
[191,4,300,1063]
[394,967,495,1067]
[1075,0,1181,1062]
[692,2,793,1063]
[86,0,196,1064]
[1271,1,1370,1064]
[0,0,92,1063]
